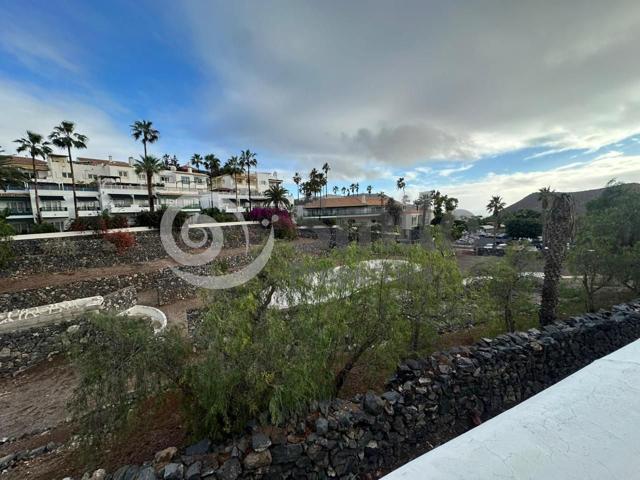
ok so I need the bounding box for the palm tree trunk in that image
[247,168,252,211]
[234,173,239,211]
[31,155,42,224]
[147,174,155,213]
[143,140,147,158]
[67,145,78,218]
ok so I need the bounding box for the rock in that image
[163,462,184,480]
[251,432,271,452]
[185,439,210,456]
[243,450,272,470]
[381,391,402,403]
[363,391,384,415]
[271,444,303,464]
[89,469,106,480]
[217,458,241,480]
[185,460,201,480]
[112,465,131,480]
[137,466,157,480]
[123,465,139,480]
[0,453,15,470]
[315,417,329,435]
[154,447,178,465]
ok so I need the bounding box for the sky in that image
[2,0,640,214]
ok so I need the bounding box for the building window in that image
[118,171,128,178]
[181,177,190,186]
[195,177,203,184]
[161,176,171,183]
[88,174,98,180]
[62,172,73,178]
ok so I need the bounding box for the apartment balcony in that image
[77,205,101,217]
[39,206,69,218]
[4,208,33,220]
[108,203,150,214]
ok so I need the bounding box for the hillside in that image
[505,183,640,215]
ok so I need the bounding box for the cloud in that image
[0,77,137,160]
[174,0,640,178]
[417,152,640,215]
[439,164,473,177]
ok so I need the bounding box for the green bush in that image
[136,206,189,230]
[200,207,236,223]
[31,222,57,234]
[0,218,15,268]
[71,241,468,444]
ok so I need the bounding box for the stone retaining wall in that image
[0,288,136,376]
[3,226,268,277]
[97,301,640,480]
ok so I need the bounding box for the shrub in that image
[247,207,297,240]
[69,212,128,232]
[0,219,15,268]
[103,231,136,255]
[30,222,57,234]
[200,207,236,223]
[136,206,189,230]
[70,314,189,454]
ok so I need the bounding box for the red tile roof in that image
[303,195,388,209]
[76,157,131,167]
[6,156,49,171]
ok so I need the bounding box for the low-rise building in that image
[1,155,283,232]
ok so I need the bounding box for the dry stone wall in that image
[94,301,640,480]
[3,226,268,277]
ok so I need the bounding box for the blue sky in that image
[2,0,640,213]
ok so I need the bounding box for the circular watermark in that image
[159,197,278,289]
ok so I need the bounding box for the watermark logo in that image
[159,198,277,289]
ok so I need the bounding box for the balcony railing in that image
[76,205,100,211]
[4,208,32,215]
[40,206,67,212]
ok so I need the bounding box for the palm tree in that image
[538,186,554,246]
[366,185,372,195]
[341,186,347,196]
[49,121,88,217]
[396,177,406,202]
[224,156,243,211]
[130,120,159,157]
[322,162,330,198]
[333,185,339,195]
[355,183,359,194]
[14,131,52,223]
[0,148,28,191]
[239,149,257,211]
[190,153,203,171]
[415,191,433,231]
[264,185,291,209]
[203,154,220,188]
[350,183,356,195]
[134,155,163,212]
[540,193,575,326]
[293,172,302,201]
[486,195,506,250]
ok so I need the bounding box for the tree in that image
[396,177,406,202]
[130,120,159,158]
[539,193,575,326]
[486,195,506,250]
[14,131,52,223]
[332,185,339,195]
[203,154,221,190]
[240,150,257,211]
[538,186,554,246]
[224,156,243,211]
[0,148,28,191]
[264,185,291,209]
[414,191,433,235]
[366,185,372,195]
[341,186,347,196]
[505,212,542,239]
[190,153,203,171]
[322,162,330,198]
[568,221,613,312]
[162,154,179,168]
[431,191,459,225]
[293,172,302,201]
[134,155,163,212]
[48,121,88,218]
[386,198,402,226]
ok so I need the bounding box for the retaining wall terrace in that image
[96,301,640,480]
[2,226,268,277]
[0,288,136,376]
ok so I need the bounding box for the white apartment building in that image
[1,155,282,232]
